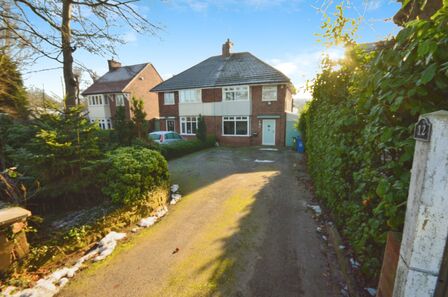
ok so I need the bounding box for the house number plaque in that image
[414,118,432,142]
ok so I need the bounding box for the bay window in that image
[222,116,249,136]
[223,86,249,101]
[180,116,198,135]
[262,85,278,101]
[179,89,201,103]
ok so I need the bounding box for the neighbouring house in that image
[82,60,163,130]
[151,39,294,146]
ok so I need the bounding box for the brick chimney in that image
[222,39,233,58]
[108,59,121,71]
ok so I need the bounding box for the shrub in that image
[196,114,207,142]
[160,136,215,160]
[101,147,169,204]
[301,5,448,279]
[7,106,103,208]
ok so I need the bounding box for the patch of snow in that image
[350,258,361,269]
[170,193,182,205]
[254,159,274,163]
[131,227,139,233]
[259,148,278,151]
[307,204,322,215]
[365,288,377,296]
[171,184,179,193]
[138,216,157,228]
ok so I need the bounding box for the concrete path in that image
[58,147,341,297]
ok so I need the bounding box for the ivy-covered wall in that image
[299,5,448,278]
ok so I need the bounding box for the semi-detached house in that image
[151,39,295,147]
[83,60,162,130]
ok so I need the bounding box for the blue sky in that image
[23,0,402,100]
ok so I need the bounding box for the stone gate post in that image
[393,110,448,297]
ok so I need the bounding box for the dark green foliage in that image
[300,5,448,279]
[0,54,29,119]
[196,114,207,142]
[101,147,169,205]
[112,106,134,146]
[8,106,103,207]
[131,97,148,139]
[160,136,216,160]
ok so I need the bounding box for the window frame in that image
[222,116,250,137]
[262,85,278,101]
[180,116,198,135]
[116,94,125,106]
[179,89,201,104]
[164,92,175,105]
[222,86,249,102]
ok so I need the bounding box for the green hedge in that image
[300,5,448,278]
[160,136,216,160]
[101,147,169,204]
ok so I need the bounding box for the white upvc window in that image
[89,94,104,105]
[164,92,175,105]
[262,85,278,101]
[179,89,201,103]
[223,86,249,101]
[116,94,125,106]
[180,116,198,135]
[222,116,250,136]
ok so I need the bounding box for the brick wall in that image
[250,84,288,146]
[124,64,162,121]
[158,91,179,117]
[202,88,222,102]
[110,94,131,120]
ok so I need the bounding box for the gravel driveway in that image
[59,147,341,297]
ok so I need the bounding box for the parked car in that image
[149,131,184,145]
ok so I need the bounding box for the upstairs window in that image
[180,116,198,135]
[89,95,104,105]
[179,89,201,103]
[164,92,175,105]
[262,85,278,101]
[223,86,249,101]
[116,94,125,106]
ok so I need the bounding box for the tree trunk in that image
[61,0,76,109]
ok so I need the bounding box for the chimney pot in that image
[108,59,122,71]
[222,39,233,58]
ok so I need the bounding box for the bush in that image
[160,136,215,160]
[196,114,207,142]
[301,5,448,279]
[101,147,169,204]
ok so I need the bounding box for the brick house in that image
[82,60,163,130]
[151,40,294,146]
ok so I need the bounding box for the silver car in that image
[149,131,184,145]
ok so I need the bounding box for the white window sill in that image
[262,99,277,102]
[222,134,250,137]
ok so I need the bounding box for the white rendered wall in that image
[178,101,251,116]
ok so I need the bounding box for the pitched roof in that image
[82,63,148,95]
[151,52,290,92]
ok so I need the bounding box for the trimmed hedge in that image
[160,136,216,160]
[101,147,169,204]
[300,5,448,279]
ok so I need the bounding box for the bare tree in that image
[0,0,159,108]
